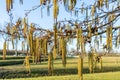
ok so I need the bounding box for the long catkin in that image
[53,46,57,59]
[48,53,53,75]
[88,52,94,73]
[35,38,39,63]
[6,0,13,12]
[78,57,83,80]
[3,41,7,60]
[61,38,66,67]
[53,0,58,20]
[24,55,31,74]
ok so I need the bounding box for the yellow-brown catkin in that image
[61,38,66,67]
[33,40,36,63]
[23,18,27,37]
[88,24,92,38]
[24,55,31,74]
[53,0,58,21]
[6,0,11,12]
[40,0,43,5]
[36,38,39,63]
[106,26,112,49]
[44,39,47,57]
[53,46,57,59]
[53,24,57,59]
[76,28,80,49]
[53,24,57,48]
[109,26,112,49]
[48,53,53,75]
[91,6,95,17]
[78,57,83,80]
[3,41,7,60]
[29,24,34,63]
[39,39,43,63]
[58,38,61,55]
[88,52,94,73]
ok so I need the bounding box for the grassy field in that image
[7,72,120,80]
[0,56,120,80]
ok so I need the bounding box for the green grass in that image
[6,72,120,80]
[0,56,25,60]
[0,57,120,79]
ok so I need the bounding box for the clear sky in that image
[0,0,119,53]
[0,0,75,50]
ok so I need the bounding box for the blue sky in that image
[0,0,75,50]
[0,0,119,52]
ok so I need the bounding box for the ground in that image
[0,56,120,80]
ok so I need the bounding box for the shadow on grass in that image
[1,66,120,79]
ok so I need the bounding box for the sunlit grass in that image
[1,56,120,79]
[7,72,120,80]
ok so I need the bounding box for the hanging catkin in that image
[40,0,43,5]
[53,24,57,48]
[39,39,42,63]
[41,39,44,55]
[76,22,80,49]
[68,0,73,10]
[6,0,10,12]
[28,24,34,63]
[35,38,39,63]
[53,0,59,20]
[23,18,28,37]
[61,37,66,67]
[88,52,94,73]
[58,28,62,55]
[109,26,112,49]
[3,41,7,60]
[76,28,82,50]
[6,0,14,12]
[48,53,53,75]
[88,24,92,39]
[33,39,36,63]
[24,55,31,74]
[44,38,47,57]
[98,0,103,8]
[106,27,109,49]
[78,57,83,80]
[53,46,57,59]
[106,26,112,49]
[53,24,58,59]
[79,27,84,54]
[91,6,95,16]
